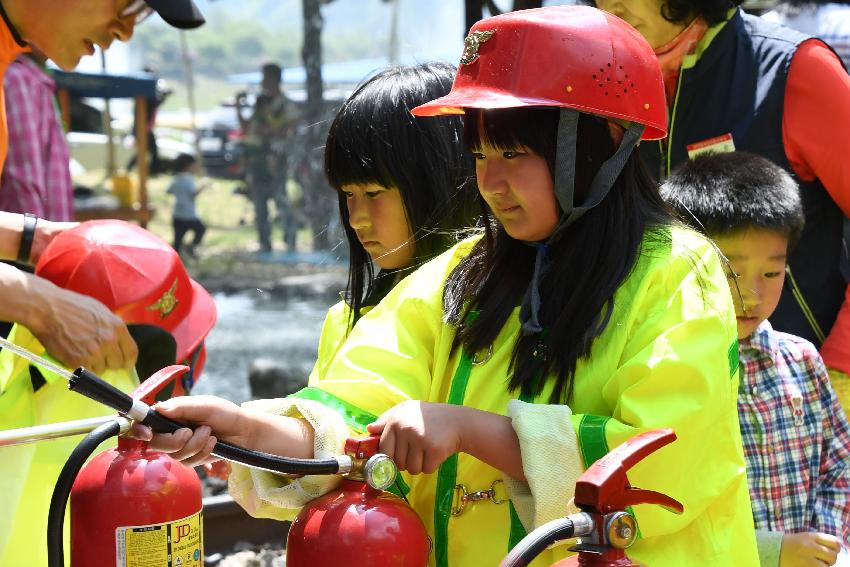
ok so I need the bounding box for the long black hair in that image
[444,108,674,404]
[325,62,477,329]
[588,0,742,26]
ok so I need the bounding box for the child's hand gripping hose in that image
[69,367,353,475]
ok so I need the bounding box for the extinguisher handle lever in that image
[574,428,683,514]
[608,487,684,514]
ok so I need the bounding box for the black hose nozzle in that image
[69,367,343,476]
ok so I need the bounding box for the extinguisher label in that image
[115,509,203,567]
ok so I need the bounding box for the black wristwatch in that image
[17,213,37,264]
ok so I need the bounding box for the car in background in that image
[197,103,244,179]
[65,97,193,175]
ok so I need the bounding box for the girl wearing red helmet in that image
[140,6,758,565]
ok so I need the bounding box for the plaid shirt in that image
[0,56,73,221]
[739,320,850,545]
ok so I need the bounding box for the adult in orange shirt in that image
[594,0,850,405]
[0,0,204,373]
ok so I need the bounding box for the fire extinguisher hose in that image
[499,516,581,567]
[47,418,123,567]
[69,368,345,475]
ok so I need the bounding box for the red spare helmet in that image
[35,220,216,383]
[412,5,666,139]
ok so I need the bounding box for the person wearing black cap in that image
[0,0,206,375]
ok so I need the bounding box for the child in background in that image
[661,151,850,567]
[135,7,758,565]
[167,153,209,258]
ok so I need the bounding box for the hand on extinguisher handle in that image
[71,368,348,476]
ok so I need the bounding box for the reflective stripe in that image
[577,414,610,468]
[508,504,527,550]
[290,387,376,433]
[577,414,642,539]
[434,350,474,567]
[728,340,739,379]
[289,386,410,498]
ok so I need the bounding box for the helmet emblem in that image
[460,29,495,65]
[147,279,179,319]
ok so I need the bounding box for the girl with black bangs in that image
[323,61,477,333]
[136,7,758,566]
[309,62,477,379]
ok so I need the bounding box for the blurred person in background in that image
[236,62,298,254]
[168,153,209,258]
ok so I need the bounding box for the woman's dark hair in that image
[658,0,742,26]
[588,0,742,26]
[325,62,477,329]
[444,108,674,404]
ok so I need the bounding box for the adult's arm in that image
[784,39,850,372]
[0,211,75,264]
[0,258,137,372]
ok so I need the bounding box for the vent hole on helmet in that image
[624,88,628,93]
[607,63,612,67]
[592,74,596,79]
[598,83,604,88]
[631,83,635,88]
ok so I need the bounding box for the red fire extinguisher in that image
[287,435,431,566]
[69,365,203,567]
[501,428,684,567]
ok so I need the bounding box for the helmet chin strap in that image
[519,109,644,336]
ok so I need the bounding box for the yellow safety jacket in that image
[288,227,759,566]
[0,324,138,567]
[308,300,372,385]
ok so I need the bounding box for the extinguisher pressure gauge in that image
[363,454,398,491]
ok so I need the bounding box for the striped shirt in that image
[738,320,850,547]
[0,55,73,221]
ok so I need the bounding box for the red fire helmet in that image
[35,220,216,368]
[412,5,667,140]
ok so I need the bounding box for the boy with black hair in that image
[661,151,850,567]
